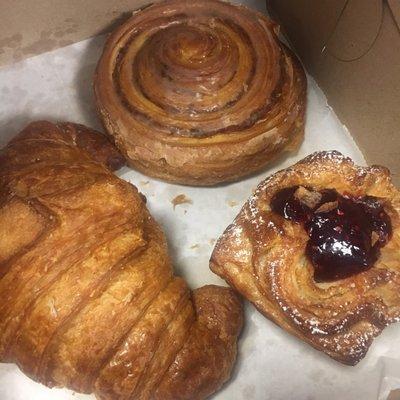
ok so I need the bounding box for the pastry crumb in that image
[48,298,58,318]
[371,231,380,246]
[140,180,150,185]
[315,201,338,213]
[227,200,238,207]
[209,238,216,245]
[190,244,199,250]
[295,186,322,208]
[171,194,193,209]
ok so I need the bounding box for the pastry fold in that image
[0,121,243,399]
[94,0,306,185]
[211,151,400,365]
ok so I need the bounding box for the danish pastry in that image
[211,151,400,365]
[0,121,243,399]
[94,0,306,185]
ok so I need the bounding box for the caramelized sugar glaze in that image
[95,0,306,185]
[211,151,400,364]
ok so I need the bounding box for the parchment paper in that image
[0,1,399,399]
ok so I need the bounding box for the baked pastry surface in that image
[94,0,306,185]
[211,151,400,365]
[0,121,243,399]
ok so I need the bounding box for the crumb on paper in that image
[140,180,150,186]
[209,238,216,245]
[171,194,193,209]
[190,244,199,250]
[227,200,238,207]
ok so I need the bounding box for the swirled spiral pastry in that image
[211,151,400,365]
[0,121,243,399]
[94,0,306,185]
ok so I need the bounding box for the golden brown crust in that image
[211,151,400,365]
[94,0,306,185]
[154,286,243,400]
[0,121,243,399]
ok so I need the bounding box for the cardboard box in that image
[0,0,155,65]
[0,1,399,399]
[266,0,400,185]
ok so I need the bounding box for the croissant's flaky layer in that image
[211,151,400,365]
[0,121,243,399]
[94,0,306,185]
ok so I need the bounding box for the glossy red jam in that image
[270,186,392,282]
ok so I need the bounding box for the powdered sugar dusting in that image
[225,150,400,365]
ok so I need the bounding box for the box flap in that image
[388,0,400,31]
[267,0,400,185]
[0,0,155,66]
[326,0,382,61]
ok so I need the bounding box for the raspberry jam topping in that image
[270,186,392,282]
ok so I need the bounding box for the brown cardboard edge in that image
[0,0,157,66]
[266,0,400,187]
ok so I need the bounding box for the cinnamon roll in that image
[211,151,400,365]
[94,0,306,185]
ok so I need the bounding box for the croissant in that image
[94,0,306,186]
[211,151,400,365]
[0,121,243,399]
